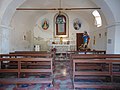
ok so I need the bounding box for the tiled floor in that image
[53,60,73,90]
[37,60,73,90]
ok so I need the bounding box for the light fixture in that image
[58,0,62,15]
[56,0,66,24]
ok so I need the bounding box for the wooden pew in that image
[10,50,56,61]
[0,53,52,58]
[71,54,120,59]
[0,58,53,86]
[73,59,120,89]
[0,52,56,72]
[0,78,53,85]
[9,51,48,54]
[70,54,120,73]
[9,51,56,59]
[66,50,106,59]
[67,50,106,54]
[70,54,120,71]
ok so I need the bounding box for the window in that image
[92,10,102,27]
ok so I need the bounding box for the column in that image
[0,25,10,54]
[106,22,120,54]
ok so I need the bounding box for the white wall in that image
[106,27,115,54]
[92,0,120,53]
[105,0,120,22]
[33,12,90,51]
[0,0,26,53]
[10,9,108,52]
[9,11,108,52]
[10,11,34,51]
[105,0,120,54]
[0,26,10,53]
[90,29,107,51]
[0,0,119,53]
[85,9,108,51]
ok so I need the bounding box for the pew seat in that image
[73,59,120,89]
[74,82,120,89]
[0,58,53,86]
[0,78,52,85]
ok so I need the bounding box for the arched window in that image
[92,10,102,27]
[54,12,69,38]
[56,14,66,35]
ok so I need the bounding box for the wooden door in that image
[76,33,83,50]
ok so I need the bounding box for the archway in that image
[0,0,117,53]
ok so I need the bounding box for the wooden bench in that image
[0,78,52,85]
[0,52,56,71]
[0,58,53,86]
[9,51,56,60]
[73,59,120,89]
[67,50,106,54]
[9,51,48,54]
[0,53,52,58]
[70,54,120,73]
[71,54,120,59]
[66,50,106,59]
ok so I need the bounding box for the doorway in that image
[76,33,83,51]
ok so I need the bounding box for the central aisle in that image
[53,60,73,90]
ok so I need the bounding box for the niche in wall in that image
[54,12,69,38]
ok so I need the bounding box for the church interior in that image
[0,0,120,90]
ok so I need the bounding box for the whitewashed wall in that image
[105,0,120,54]
[0,0,119,53]
[10,11,34,51]
[33,12,90,51]
[92,0,120,54]
[89,10,108,51]
[10,11,108,52]
[106,27,115,54]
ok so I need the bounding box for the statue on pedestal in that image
[83,31,90,49]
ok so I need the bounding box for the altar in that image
[51,44,70,53]
[48,38,76,53]
[49,44,76,53]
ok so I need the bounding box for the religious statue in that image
[83,31,90,48]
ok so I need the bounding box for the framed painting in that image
[41,19,49,30]
[54,12,69,38]
[73,18,81,30]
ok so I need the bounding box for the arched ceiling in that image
[0,0,118,27]
[17,0,98,22]
[20,0,97,8]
